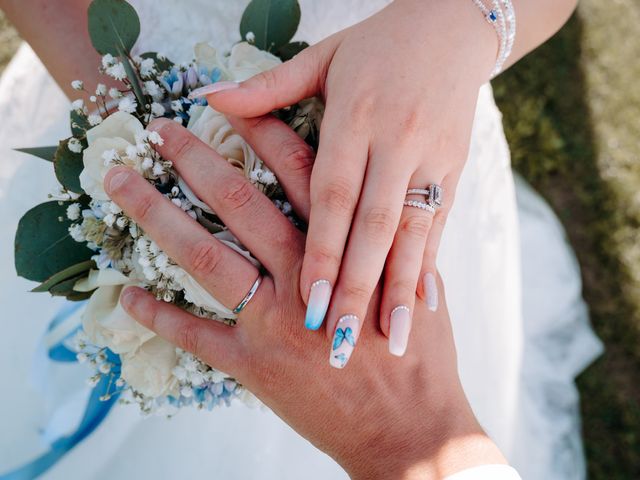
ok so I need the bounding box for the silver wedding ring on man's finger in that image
[403,184,443,214]
[232,276,262,314]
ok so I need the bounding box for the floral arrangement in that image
[14,0,320,415]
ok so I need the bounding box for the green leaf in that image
[15,201,95,283]
[140,52,174,73]
[49,273,88,297]
[14,146,58,162]
[70,109,91,138]
[240,0,301,52]
[276,41,308,61]
[31,259,96,293]
[88,0,141,56]
[54,139,85,194]
[119,48,146,110]
[66,290,95,302]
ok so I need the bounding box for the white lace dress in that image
[0,1,603,478]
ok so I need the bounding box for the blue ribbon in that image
[0,303,120,480]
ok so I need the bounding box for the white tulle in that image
[0,1,602,478]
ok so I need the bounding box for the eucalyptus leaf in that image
[31,259,96,293]
[66,290,95,302]
[140,52,174,73]
[88,0,140,56]
[277,41,308,61]
[14,146,58,162]
[49,273,88,297]
[119,48,146,109]
[240,0,301,52]
[15,201,95,283]
[54,139,85,194]
[70,110,91,138]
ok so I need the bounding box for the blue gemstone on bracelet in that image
[488,10,498,22]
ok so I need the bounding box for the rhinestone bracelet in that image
[472,0,516,77]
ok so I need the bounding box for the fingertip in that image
[120,286,148,314]
[147,117,174,133]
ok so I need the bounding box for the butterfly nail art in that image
[333,353,348,369]
[332,327,355,351]
[330,315,360,369]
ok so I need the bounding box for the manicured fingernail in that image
[330,314,360,369]
[305,280,332,330]
[424,273,438,312]
[106,169,131,193]
[188,81,240,99]
[389,306,411,357]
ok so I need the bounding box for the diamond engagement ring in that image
[232,276,262,314]
[405,184,443,212]
[406,185,443,208]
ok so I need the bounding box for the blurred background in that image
[1,2,638,478]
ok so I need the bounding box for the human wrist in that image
[390,0,499,84]
[337,393,505,480]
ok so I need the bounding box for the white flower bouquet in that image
[14,0,321,415]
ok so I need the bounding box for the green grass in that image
[493,2,640,478]
[1,4,639,478]
[0,11,20,76]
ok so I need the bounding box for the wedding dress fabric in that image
[0,1,603,478]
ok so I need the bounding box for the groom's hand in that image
[104,116,507,479]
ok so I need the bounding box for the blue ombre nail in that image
[304,280,332,330]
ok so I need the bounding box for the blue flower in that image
[197,66,222,86]
[160,67,184,97]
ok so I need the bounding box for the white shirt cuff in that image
[443,465,522,480]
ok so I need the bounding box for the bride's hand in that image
[104,118,507,479]
[195,0,496,360]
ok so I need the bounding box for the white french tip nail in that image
[389,306,411,357]
[424,273,438,312]
[188,81,240,99]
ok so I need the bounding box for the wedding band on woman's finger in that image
[233,276,263,314]
[403,199,436,214]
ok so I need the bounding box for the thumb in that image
[190,37,339,118]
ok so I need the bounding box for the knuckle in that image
[257,68,279,91]
[281,140,314,176]
[363,206,396,239]
[145,297,162,331]
[169,131,197,160]
[133,194,155,223]
[387,278,418,298]
[220,177,256,212]
[342,280,372,302]
[189,240,222,277]
[348,91,376,120]
[316,178,357,217]
[307,243,342,271]
[399,213,432,239]
[178,323,201,354]
[400,109,423,137]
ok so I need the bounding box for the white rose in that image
[176,231,260,319]
[80,111,144,200]
[121,336,178,398]
[77,269,154,354]
[188,105,258,176]
[194,41,281,82]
